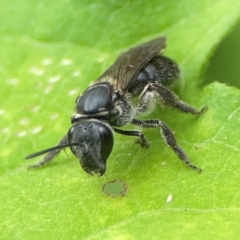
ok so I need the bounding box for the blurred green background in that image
[204,21,240,87]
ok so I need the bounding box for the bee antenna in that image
[25,143,79,160]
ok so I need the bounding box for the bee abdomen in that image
[136,55,180,86]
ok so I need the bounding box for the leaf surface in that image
[1,0,240,239]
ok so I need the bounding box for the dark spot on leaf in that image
[102,179,127,197]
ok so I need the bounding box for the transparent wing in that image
[96,37,166,91]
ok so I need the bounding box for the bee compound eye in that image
[98,124,114,161]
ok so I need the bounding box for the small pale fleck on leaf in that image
[31,126,42,134]
[68,89,78,95]
[48,75,61,83]
[42,59,52,66]
[2,128,9,133]
[166,194,173,203]
[7,78,18,84]
[17,131,27,137]
[19,118,29,125]
[49,113,59,120]
[31,106,40,112]
[72,70,81,77]
[43,86,53,94]
[98,57,105,63]
[28,67,44,76]
[61,59,72,65]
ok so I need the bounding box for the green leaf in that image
[1,0,240,239]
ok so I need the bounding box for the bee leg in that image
[131,119,201,172]
[113,128,150,148]
[27,135,68,169]
[135,84,156,115]
[151,83,207,114]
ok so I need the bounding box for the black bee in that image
[25,37,207,176]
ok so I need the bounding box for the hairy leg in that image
[131,118,201,172]
[135,83,207,115]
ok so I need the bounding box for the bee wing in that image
[97,37,166,91]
